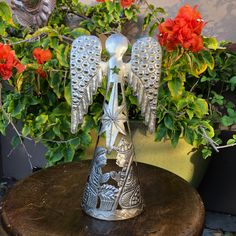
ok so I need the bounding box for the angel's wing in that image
[11,0,56,27]
[127,37,162,133]
[70,35,106,134]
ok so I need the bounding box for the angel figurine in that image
[70,33,162,220]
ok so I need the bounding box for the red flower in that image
[35,66,47,78]
[176,5,205,35]
[0,43,25,80]
[158,5,205,52]
[13,60,26,73]
[96,0,105,2]
[120,0,134,8]
[33,48,52,65]
[158,19,178,51]
[0,64,13,81]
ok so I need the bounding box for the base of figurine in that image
[82,204,144,221]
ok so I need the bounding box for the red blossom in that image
[0,43,25,80]
[158,5,205,52]
[120,0,134,8]
[33,48,52,65]
[35,66,47,78]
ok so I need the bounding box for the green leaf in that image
[171,128,181,147]
[35,114,48,124]
[7,100,15,114]
[50,37,59,49]
[202,148,212,159]
[184,127,194,145]
[80,132,92,147]
[53,125,63,138]
[201,76,210,82]
[164,115,174,130]
[229,76,236,91]
[124,9,134,20]
[0,116,7,135]
[64,145,75,162]
[69,137,81,148]
[203,37,219,50]
[51,147,64,163]
[52,102,70,116]
[0,2,12,23]
[227,108,236,118]
[128,94,138,106]
[0,21,5,35]
[221,116,234,126]
[168,78,183,98]
[155,123,167,141]
[48,71,61,98]
[154,7,166,14]
[193,98,208,117]
[11,98,25,118]
[11,135,21,148]
[143,13,152,31]
[106,1,114,12]
[186,110,194,120]
[176,99,187,111]
[227,139,236,145]
[55,44,70,67]
[229,76,236,84]
[22,125,31,137]
[148,22,158,37]
[201,50,215,70]
[32,26,59,38]
[70,28,90,38]
[64,83,71,106]
[82,116,95,131]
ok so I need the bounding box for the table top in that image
[1,160,204,236]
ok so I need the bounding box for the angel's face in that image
[106,34,128,57]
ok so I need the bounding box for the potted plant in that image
[0,0,235,185]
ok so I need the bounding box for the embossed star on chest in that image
[99,84,127,150]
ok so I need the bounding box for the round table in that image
[1,160,204,236]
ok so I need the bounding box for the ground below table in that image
[1,160,204,236]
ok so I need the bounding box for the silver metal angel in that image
[70,33,162,220]
[11,0,56,28]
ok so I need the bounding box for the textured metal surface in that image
[70,35,104,134]
[11,0,56,28]
[70,33,161,220]
[128,37,162,133]
[82,142,143,221]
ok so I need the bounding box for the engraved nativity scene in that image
[70,33,162,220]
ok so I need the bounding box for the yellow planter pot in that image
[86,122,210,187]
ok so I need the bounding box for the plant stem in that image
[67,10,89,20]
[217,143,236,149]
[190,78,200,93]
[36,73,41,96]
[199,126,219,152]
[0,83,33,169]
[143,0,162,24]
[4,33,73,46]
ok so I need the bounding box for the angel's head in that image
[105,34,128,57]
